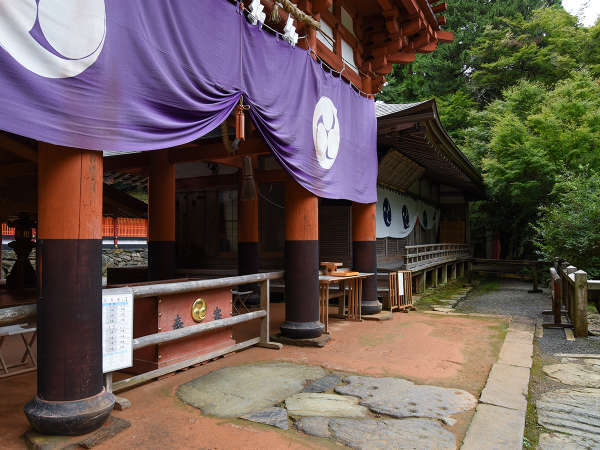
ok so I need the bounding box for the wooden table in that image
[318,272,373,333]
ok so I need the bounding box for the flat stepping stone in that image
[241,407,289,430]
[537,388,600,445]
[334,376,476,420]
[539,432,598,449]
[480,363,529,411]
[302,374,342,393]
[462,403,525,450]
[543,363,600,387]
[285,393,369,418]
[176,361,326,417]
[433,306,454,313]
[297,417,456,449]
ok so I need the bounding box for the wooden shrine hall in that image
[0,0,455,438]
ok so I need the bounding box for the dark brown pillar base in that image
[281,240,323,339]
[148,241,176,281]
[353,241,382,315]
[238,241,260,305]
[24,389,115,436]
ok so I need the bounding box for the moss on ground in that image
[523,341,548,449]
[412,279,471,310]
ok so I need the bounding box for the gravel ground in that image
[455,279,550,319]
[456,279,600,354]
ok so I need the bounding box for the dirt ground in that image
[0,304,506,449]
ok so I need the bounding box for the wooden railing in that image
[471,259,542,292]
[552,262,593,337]
[404,243,471,271]
[0,272,284,392]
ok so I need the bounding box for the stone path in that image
[462,318,534,450]
[177,361,479,449]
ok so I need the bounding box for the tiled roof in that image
[375,100,429,118]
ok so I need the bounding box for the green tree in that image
[467,72,600,257]
[377,0,558,105]
[534,170,600,278]
[469,7,596,103]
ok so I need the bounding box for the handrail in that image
[112,271,285,299]
[0,304,36,327]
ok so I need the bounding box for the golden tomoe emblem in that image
[191,298,207,322]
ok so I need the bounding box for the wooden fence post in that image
[574,270,588,338]
[565,265,577,318]
[528,261,542,293]
[257,279,282,349]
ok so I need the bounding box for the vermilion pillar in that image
[148,150,176,281]
[25,143,114,435]
[238,178,259,303]
[280,180,323,339]
[352,202,382,315]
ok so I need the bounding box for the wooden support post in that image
[148,150,175,281]
[418,272,426,293]
[432,267,438,288]
[450,264,457,280]
[441,264,448,285]
[352,202,381,315]
[258,279,282,349]
[280,180,322,339]
[529,261,542,293]
[238,173,260,304]
[467,261,473,284]
[574,270,588,338]
[25,144,114,436]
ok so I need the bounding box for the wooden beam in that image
[436,30,454,43]
[431,2,447,14]
[0,134,37,162]
[0,162,36,178]
[103,152,149,171]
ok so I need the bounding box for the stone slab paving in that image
[461,403,526,450]
[538,432,600,449]
[334,376,476,421]
[296,417,456,450]
[543,362,600,387]
[536,388,600,445]
[301,374,342,393]
[176,361,326,417]
[241,407,289,430]
[462,319,533,449]
[479,362,529,411]
[285,393,370,418]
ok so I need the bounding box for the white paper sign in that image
[102,287,134,373]
[397,272,404,296]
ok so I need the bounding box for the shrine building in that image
[0,0,478,437]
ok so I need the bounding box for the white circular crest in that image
[0,0,106,78]
[313,96,340,170]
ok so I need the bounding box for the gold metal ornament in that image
[191,298,207,322]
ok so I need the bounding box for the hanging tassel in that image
[270,3,281,24]
[235,96,249,141]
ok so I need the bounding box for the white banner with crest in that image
[376,187,440,238]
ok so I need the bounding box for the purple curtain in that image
[0,0,377,203]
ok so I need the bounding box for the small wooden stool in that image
[0,323,37,378]
[231,290,253,315]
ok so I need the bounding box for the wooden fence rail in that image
[404,243,471,271]
[471,258,542,293]
[107,272,284,393]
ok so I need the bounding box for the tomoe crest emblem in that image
[0,0,106,78]
[313,96,340,170]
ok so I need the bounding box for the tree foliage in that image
[534,170,600,277]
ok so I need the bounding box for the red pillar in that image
[148,150,176,281]
[352,203,382,315]
[25,143,114,435]
[280,180,323,339]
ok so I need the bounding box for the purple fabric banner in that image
[0,0,377,203]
